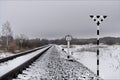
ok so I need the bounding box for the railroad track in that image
[0,45,52,80]
[0,45,49,63]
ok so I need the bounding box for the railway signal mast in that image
[90,15,107,79]
[65,35,72,59]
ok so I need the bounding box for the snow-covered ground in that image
[0,52,15,59]
[60,44,120,80]
[13,45,101,80]
[0,47,49,77]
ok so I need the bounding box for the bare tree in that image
[15,34,29,49]
[2,21,13,50]
[19,34,28,49]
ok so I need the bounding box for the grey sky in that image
[0,0,120,39]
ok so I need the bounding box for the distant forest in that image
[1,21,119,53]
[49,37,120,45]
[0,36,120,53]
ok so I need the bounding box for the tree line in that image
[0,21,120,53]
[0,21,50,53]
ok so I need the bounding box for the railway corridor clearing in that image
[14,45,101,80]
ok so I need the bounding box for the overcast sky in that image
[0,0,120,39]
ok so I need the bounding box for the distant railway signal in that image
[65,35,72,59]
[90,15,107,79]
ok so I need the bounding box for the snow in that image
[1,44,119,80]
[0,45,47,59]
[14,46,53,80]
[0,52,14,59]
[13,45,101,80]
[60,44,120,80]
[0,46,49,77]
